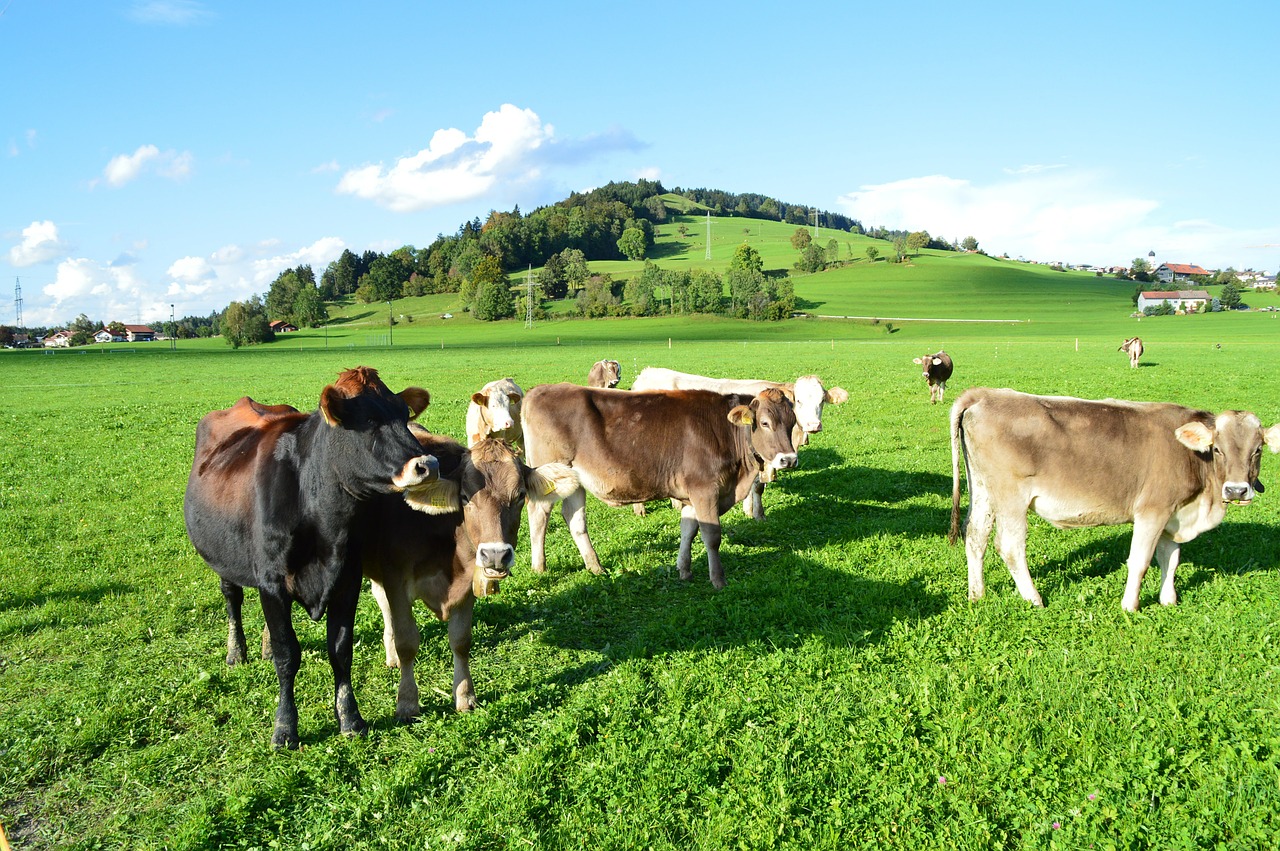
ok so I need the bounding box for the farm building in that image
[269,320,298,333]
[1154,263,1210,284]
[1137,290,1211,313]
[94,328,124,343]
[123,325,155,342]
[42,330,73,348]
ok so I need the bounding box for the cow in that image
[630,367,847,519]
[521,383,799,589]
[361,429,579,720]
[912,350,954,404]
[183,367,437,748]
[1119,337,1144,368]
[587,359,622,388]
[949,387,1280,611]
[465,377,524,448]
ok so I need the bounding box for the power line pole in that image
[525,264,534,329]
[705,210,712,261]
[14,277,22,327]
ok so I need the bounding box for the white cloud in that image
[249,237,346,287]
[8,220,72,266]
[634,166,662,181]
[168,255,216,286]
[128,1,212,25]
[311,160,340,174]
[43,258,117,304]
[100,144,195,187]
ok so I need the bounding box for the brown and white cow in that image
[1119,337,1144,368]
[949,387,1280,611]
[521,383,799,588]
[912,350,954,404]
[630,367,846,519]
[465,377,523,448]
[587,359,622,388]
[361,430,578,720]
[184,367,436,747]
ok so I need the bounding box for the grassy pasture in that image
[5,262,1280,849]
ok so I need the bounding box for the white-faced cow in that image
[521,383,798,589]
[361,429,578,720]
[465,377,524,448]
[630,367,846,519]
[912,350,954,404]
[587,359,622,388]
[1120,337,1144,368]
[949,387,1280,611]
[183,367,437,748]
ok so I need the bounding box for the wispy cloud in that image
[127,1,213,26]
[8,220,72,267]
[97,144,194,188]
[337,104,644,213]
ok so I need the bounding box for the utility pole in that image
[525,264,534,329]
[170,304,176,351]
[14,277,22,328]
[387,301,393,346]
[705,210,712,261]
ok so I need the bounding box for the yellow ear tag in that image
[542,479,559,496]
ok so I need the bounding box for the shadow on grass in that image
[0,581,137,638]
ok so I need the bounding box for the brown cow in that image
[1119,337,1143,368]
[184,367,436,747]
[522,384,799,588]
[587,359,622,388]
[912,350,954,404]
[362,430,578,720]
[950,387,1280,611]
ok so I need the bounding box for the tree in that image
[266,269,302,320]
[1129,257,1152,282]
[726,243,765,319]
[906,231,930,256]
[865,246,880,263]
[795,244,827,274]
[689,268,724,314]
[561,248,590,293]
[293,282,328,328]
[617,227,647,261]
[643,195,668,223]
[107,320,127,336]
[221,296,273,348]
[1220,280,1243,309]
[790,227,812,251]
[624,262,663,316]
[575,274,620,318]
[470,256,515,321]
[539,252,568,299]
[961,236,979,252]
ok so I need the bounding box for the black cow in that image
[183,367,436,748]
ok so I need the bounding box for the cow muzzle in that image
[476,543,514,578]
[1223,482,1254,505]
[759,452,798,482]
[392,454,439,490]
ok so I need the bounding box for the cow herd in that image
[184,345,1280,746]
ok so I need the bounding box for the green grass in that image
[5,253,1280,848]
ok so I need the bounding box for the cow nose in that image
[776,453,799,470]
[1223,483,1251,503]
[394,454,439,488]
[477,543,514,574]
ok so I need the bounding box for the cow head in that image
[471,379,523,436]
[790,375,848,441]
[1174,412,1280,505]
[403,438,578,597]
[730,387,799,483]
[592,359,622,388]
[317,367,437,495]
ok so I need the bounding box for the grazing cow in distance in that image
[1120,337,1144,368]
[183,367,437,747]
[522,384,799,588]
[587,359,622,388]
[912,350,954,404]
[631,367,847,519]
[465,377,524,448]
[950,387,1280,611]
[361,429,579,720]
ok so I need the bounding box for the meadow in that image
[4,253,1280,849]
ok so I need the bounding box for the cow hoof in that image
[395,705,422,723]
[272,728,300,750]
[456,695,476,713]
[1160,594,1178,606]
[226,648,246,666]
[587,565,605,576]
[340,721,369,739]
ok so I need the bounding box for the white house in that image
[42,330,73,348]
[94,328,123,343]
[1137,290,1211,313]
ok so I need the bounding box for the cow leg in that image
[1121,517,1164,612]
[325,565,368,738]
[260,624,271,660]
[259,591,301,749]
[937,381,946,404]
[677,505,699,581]
[220,579,248,666]
[963,487,995,601]
[741,479,765,521]
[527,498,553,574]
[560,488,603,575]
[995,510,1042,607]
[1155,534,1182,606]
[376,578,422,721]
[633,502,647,517]
[369,580,400,667]
[685,500,726,589]
[449,595,476,712]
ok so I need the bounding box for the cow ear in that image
[912,357,924,365]
[507,392,522,405]
[826,386,849,405]
[728,405,754,427]
[1264,424,1280,453]
[400,387,430,420]
[401,479,460,514]
[471,392,489,407]
[1175,421,1214,452]
[319,385,345,427]
[525,462,580,504]
[932,357,943,366]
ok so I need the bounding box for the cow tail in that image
[948,398,966,546]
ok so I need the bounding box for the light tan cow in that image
[1119,337,1144,368]
[587,359,622,388]
[465,377,523,448]
[950,387,1280,611]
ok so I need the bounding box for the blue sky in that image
[4,0,1277,327]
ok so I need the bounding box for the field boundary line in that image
[817,314,1026,323]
